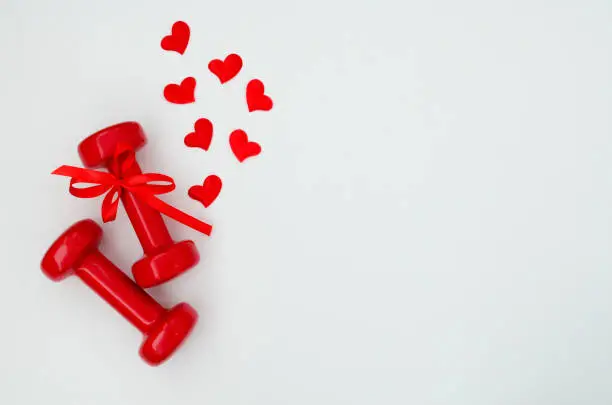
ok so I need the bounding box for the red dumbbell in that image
[78,122,200,288]
[41,219,198,366]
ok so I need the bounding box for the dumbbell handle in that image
[77,250,165,332]
[108,159,174,255]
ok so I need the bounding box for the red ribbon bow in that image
[52,143,212,236]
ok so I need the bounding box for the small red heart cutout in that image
[208,54,243,84]
[164,77,196,104]
[184,118,213,151]
[246,79,273,112]
[161,21,190,55]
[229,129,261,162]
[189,175,222,208]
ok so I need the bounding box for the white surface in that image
[1,0,612,403]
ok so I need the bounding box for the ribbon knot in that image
[52,143,212,236]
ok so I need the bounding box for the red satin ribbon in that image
[52,144,212,236]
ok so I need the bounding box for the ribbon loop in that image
[52,147,212,236]
[122,173,175,194]
[110,142,138,177]
[68,179,113,199]
[101,186,122,222]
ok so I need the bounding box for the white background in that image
[1,0,612,403]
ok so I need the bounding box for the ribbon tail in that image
[134,192,213,236]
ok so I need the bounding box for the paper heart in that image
[164,77,196,104]
[188,175,222,208]
[229,129,261,162]
[246,79,273,112]
[208,53,243,84]
[160,21,190,55]
[184,118,213,151]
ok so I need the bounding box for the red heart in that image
[229,130,261,162]
[160,21,190,55]
[208,54,243,84]
[184,118,213,151]
[246,79,273,112]
[188,175,222,208]
[164,77,196,104]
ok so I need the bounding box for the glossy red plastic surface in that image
[78,122,146,167]
[78,251,165,332]
[77,122,200,287]
[140,303,198,366]
[41,220,198,366]
[132,240,199,288]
